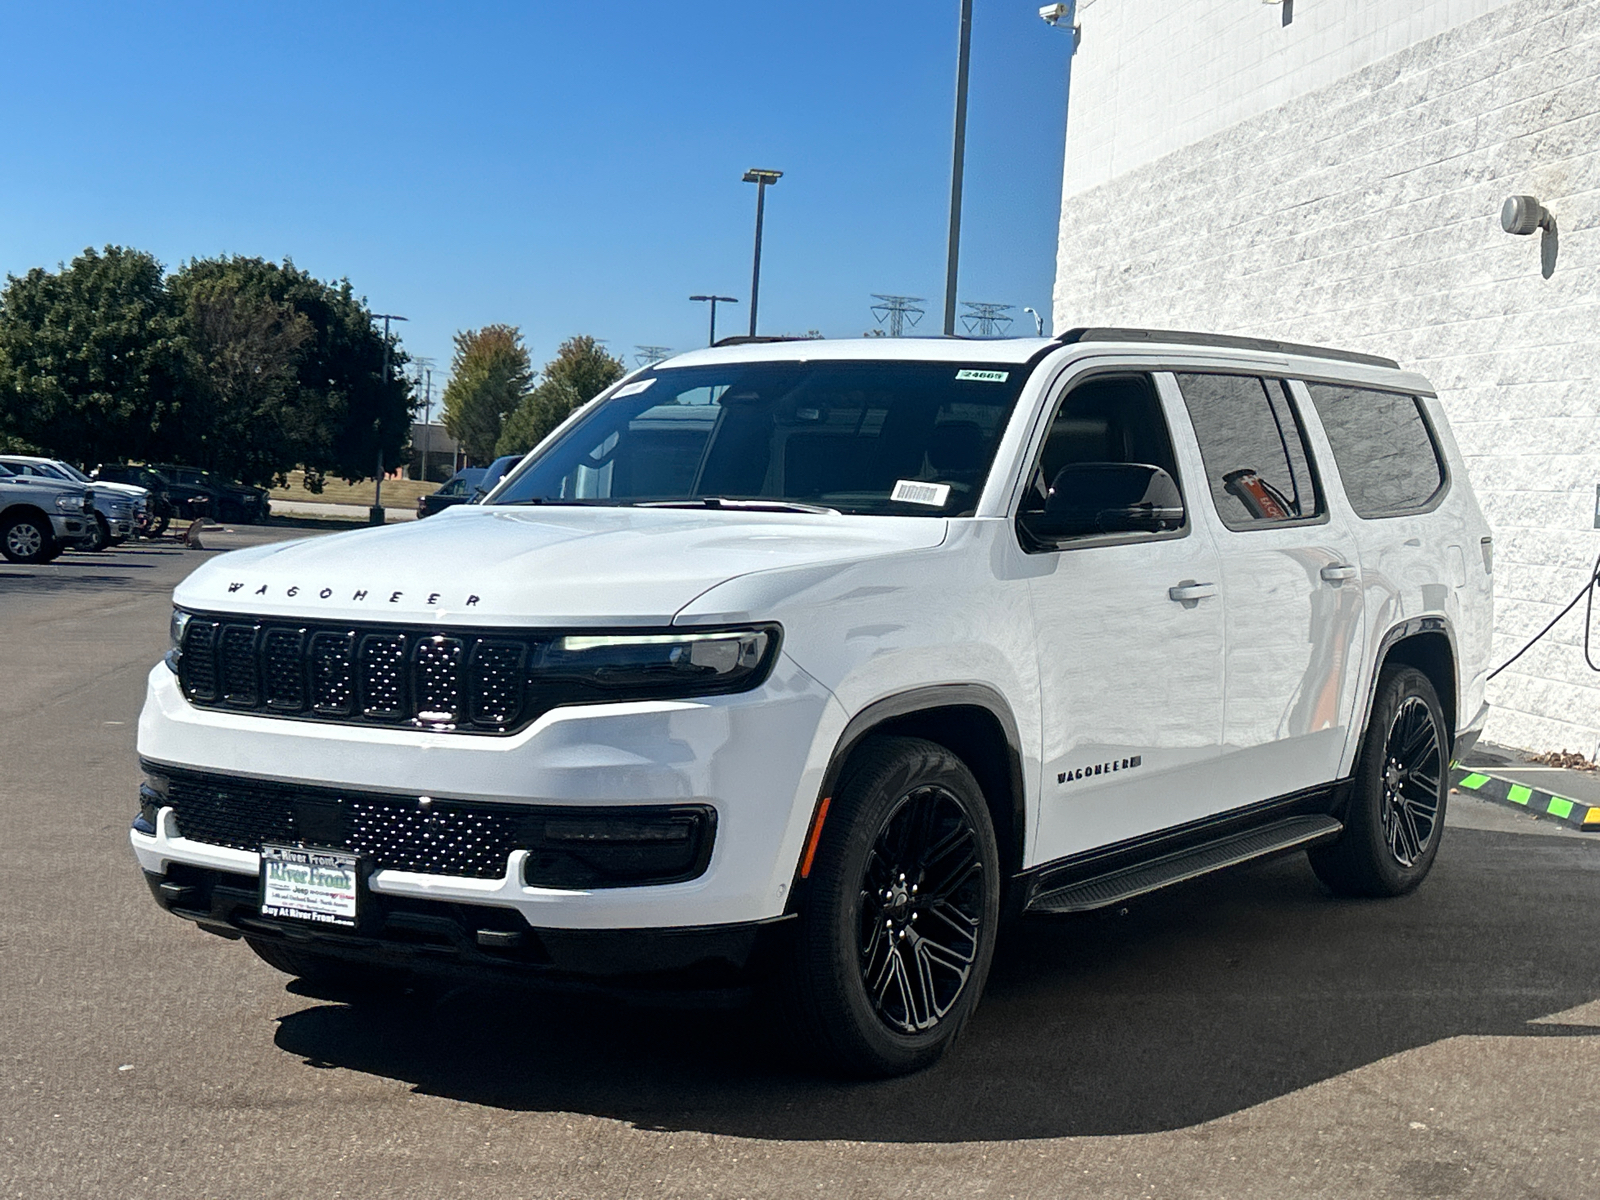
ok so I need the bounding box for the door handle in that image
[1320,564,1358,584]
[1168,581,1218,603]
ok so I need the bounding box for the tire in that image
[1,512,57,564]
[149,512,171,538]
[245,937,409,995]
[83,515,110,552]
[1309,665,1449,898]
[782,736,1001,1077]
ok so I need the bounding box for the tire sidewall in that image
[798,738,1001,1075]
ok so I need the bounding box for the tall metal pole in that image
[742,169,781,338]
[691,294,739,346]
[369,312,407,525]
[748,180,767,337]
[943,0,974,337]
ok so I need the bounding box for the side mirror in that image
[1023,462,1185,542]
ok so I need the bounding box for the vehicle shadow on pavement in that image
[272,825,1600,1141]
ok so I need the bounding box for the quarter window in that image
[1304,384,1444,517]
[1175,373,1321,529]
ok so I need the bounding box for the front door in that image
[1023,370,1230,864]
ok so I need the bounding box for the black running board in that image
[1024,815,1343,915]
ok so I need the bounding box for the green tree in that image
[0,246,185,468]
[442,325,533,463]
[168,256,412,488]
[496,335,625,457]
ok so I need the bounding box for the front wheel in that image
[2,513,57,564]
[782,736,1000,1077]
[83,515,110,552]
[1310,666,1448,897]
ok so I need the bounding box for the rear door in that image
[1171,371,1366,798]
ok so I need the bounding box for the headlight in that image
[536,625,780,702]
[54,493,85,512]
[165,609,191,673]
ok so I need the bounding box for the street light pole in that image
[370,312,407,526]
[942,0,974,336]
[690,294,739,346]
[742,168,782,337]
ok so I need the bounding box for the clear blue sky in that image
[0,1,1072,399]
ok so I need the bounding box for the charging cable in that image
[1487,548,1600,680]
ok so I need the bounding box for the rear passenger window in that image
[1174,373,1321,529]
[1304,384,1445,517]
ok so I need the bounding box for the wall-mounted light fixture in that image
[1502,195,1559,278]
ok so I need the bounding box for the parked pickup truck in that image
[0,463,96,563]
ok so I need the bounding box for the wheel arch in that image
[1365,617,1458,749]
[815,685,1028,881]
[2,503,54,530]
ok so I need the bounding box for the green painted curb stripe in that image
[1507,783,1533,805]
[1547,797,1574,819]
[1458,773,1490,790]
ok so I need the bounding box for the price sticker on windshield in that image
[955,369,1009,382]
[611,378,656,398]
[892,480,952,507]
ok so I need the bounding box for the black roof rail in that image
[1055,327,1399,370]
[711,335,819,347]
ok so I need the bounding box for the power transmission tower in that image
[870,294,926,338]
[960,302,1014,337]
[635,345,673,367]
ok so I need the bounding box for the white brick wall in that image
[1054,0,1600,757]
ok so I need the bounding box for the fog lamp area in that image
[521,805,716,889]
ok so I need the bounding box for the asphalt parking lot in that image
[4,525,1600,1199]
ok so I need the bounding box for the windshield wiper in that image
[636,497,840,515]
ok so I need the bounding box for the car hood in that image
[173,504,949,625]
[0,475,85,496]
[94,482,149,499]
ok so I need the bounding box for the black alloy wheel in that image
[858,785,985,1034]
[1310,665,1449,897]
[782,736,1000,1077]
[83,515,110,553]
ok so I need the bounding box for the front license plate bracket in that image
[259,843,364,930]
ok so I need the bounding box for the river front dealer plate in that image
[260,844,360,928]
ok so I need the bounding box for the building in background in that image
[409,420,464,483]
[1053,0,1599,756]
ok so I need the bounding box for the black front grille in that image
[156,767,715,886]
[177,616,548,734]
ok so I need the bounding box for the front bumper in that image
[134,655,843,932]
[142,859,792,987]
[48,514,91,545]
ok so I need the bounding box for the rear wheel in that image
[1,513,56,564]
[1310,666,1448,897]
[782,736,1000,1077]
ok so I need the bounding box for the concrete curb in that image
[1450,764,1600,831]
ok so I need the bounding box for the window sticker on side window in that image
[892,480,951,506]
[956,369,1009,382]
[612,378,656,399]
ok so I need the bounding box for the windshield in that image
[489,359,1030,516]
[40,462,83,482]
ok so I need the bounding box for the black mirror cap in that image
[1025,462,1185,541]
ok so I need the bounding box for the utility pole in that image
[943,0,974,336]
[742,168,782,337]
[689,294,739,345]
[369,312,407,525]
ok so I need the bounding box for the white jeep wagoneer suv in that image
[133,328,1493,1076]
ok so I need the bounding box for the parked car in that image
[415,467,488,518]
[0,455,145,549]
[93,465,194,536]
[134,329,1493,1077]
[149,464,269,524]
[0,463,97,562]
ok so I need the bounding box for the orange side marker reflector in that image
[799,796,832,879]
